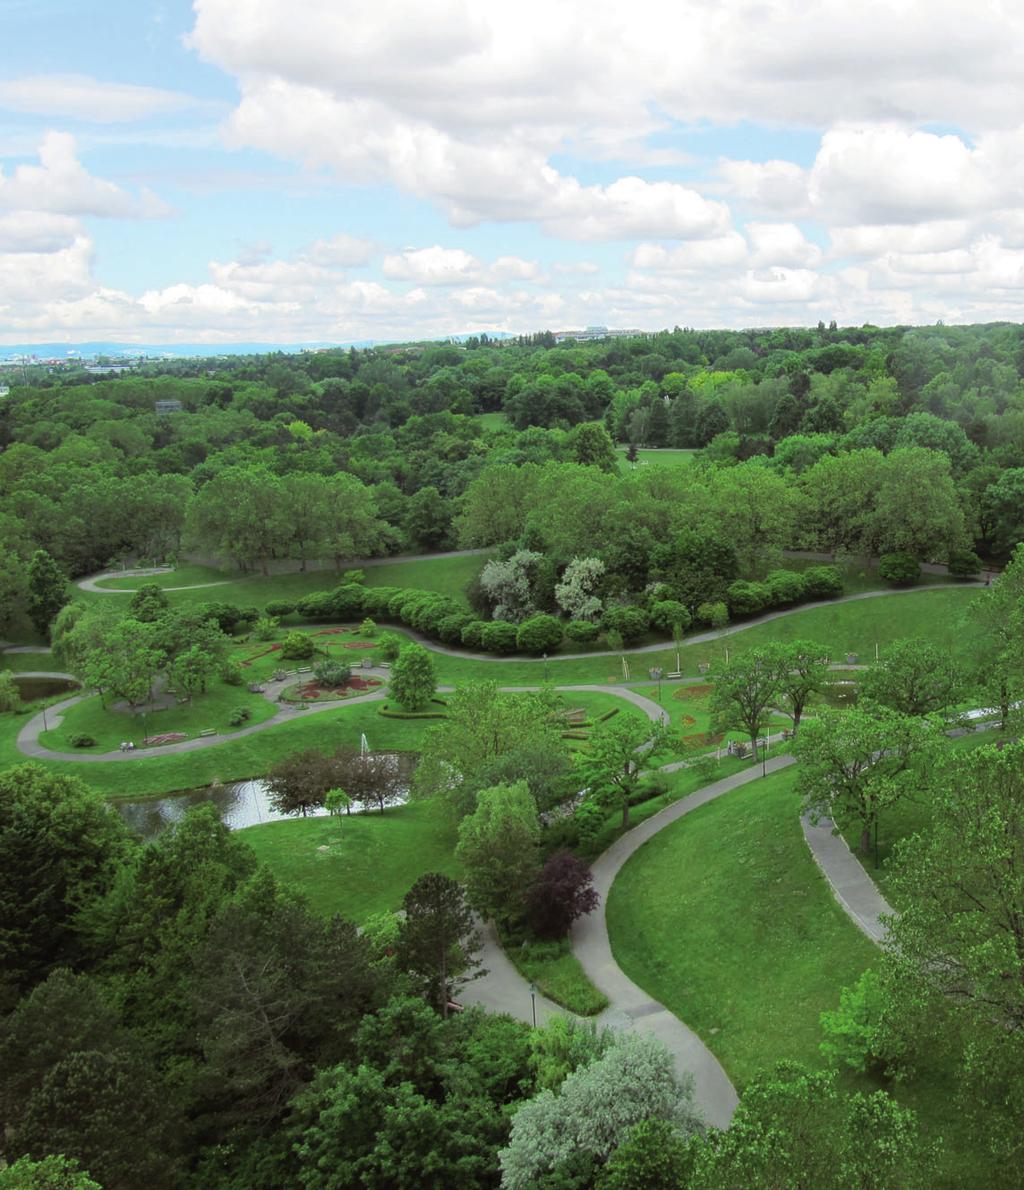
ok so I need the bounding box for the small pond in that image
[14,675,80,700]
[116,752,418,842]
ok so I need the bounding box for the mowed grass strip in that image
[606,766,877,1083]
[74,552,488,613]
[241,798,460,924]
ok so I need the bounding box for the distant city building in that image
[154,399,183,416]
[86,364,133,375]
[552,325,644,343]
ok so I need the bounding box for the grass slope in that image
[607,767,876,1081]
[242,799,460,924]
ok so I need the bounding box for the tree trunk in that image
[621,799,630,830]
[860,825,872,856]
[750,733,759,761]
[792,708,802,737]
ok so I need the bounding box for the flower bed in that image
[673,684,713,701]
[143,732,188,746]
[281,676,383,703]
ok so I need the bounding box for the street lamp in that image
[529,981,537,1027]
[542,653,548,683]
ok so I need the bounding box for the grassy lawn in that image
[241,798,460,924]
[474,411,510,431]
[93,563,227,590]
[500,933,609,1015]
[74,552,488,614]
[38,682,277,752]
[607,768,876,1082]
[0,698,433,798]
[1,652,57,673]
[605,764,996,1186]
[617,448,696,471]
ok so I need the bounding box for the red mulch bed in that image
[680,714,697,725]
[673,684,713,701]
[294,677,382,700]
[341,641,375,649]
[143,732,187,746]
[682,731,724,746]
[316,627,356,636]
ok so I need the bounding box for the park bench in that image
[297,666,313,674]
[666,670,683,679]
[198,728,217,737]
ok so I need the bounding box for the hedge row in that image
[249,565,843,658]
[725,566,843,618]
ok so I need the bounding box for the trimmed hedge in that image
[878,552,921,586]
[726,567,844,618]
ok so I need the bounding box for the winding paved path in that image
[14,680,668,763]
[571,756,797,1128]
[76,548,492,594]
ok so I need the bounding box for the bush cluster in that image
[725,566,843,618]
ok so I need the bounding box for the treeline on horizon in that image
[2,319,1023,635]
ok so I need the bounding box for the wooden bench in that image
[198,728,217,738]
[666,670,683,679]
[297,666,313,674]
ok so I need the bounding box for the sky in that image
[3,0,1024,345]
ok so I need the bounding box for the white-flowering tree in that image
[498,1031,700,1188]
[554,556,606,622]
[480,550,545,622]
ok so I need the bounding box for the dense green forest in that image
[3,324,1024,1188]
[3,321,1024,642]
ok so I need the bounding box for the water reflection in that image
[117,752,418,841]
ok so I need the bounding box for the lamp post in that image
[529,981,537,1027]
[542,653,548,683]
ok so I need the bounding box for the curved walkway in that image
[14,680,668,763]
[76,548,492,595]
[571,755,796,1128]
[801,815,893,943]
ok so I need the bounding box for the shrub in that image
[264,600,294,617]
[765,569,806,606]
[360,617,377,636]
[601,605,650,645]
[0,672,20,713]
[236,606,260,627]
[878,552,921,586]
[527,850,600,940]
[565,619,600,645]
[649,599,692,634]
[228,706,252,726]
[197,601,245,633]
[252,614,279,642]
[69,733,95,748]
[295,591,336,620]
[819,969,894,1074]
[696,600,729,628]
[481,620,519,654]
[280,631,316,660]
[801,564,844,598]
[437,612,473,644]
[516,613,564,655]
[726,580,771,615]
[377,632,403,662]
[220,661,244,686]
[313,658,352,687]
[326,583,366,620]
[387,590,418,618]
[360,586,399,615]
[389,643,437,710]
[947,548,983,578]
[461,620,488,648]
